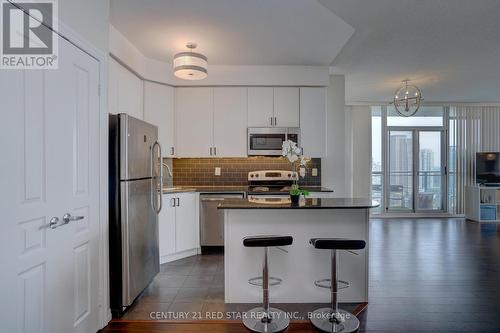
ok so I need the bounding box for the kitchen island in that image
[218,198,379,303]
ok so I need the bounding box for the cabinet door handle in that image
[270,117,273,126]
[176,198,180,206]
[171,198,175,207]
[209,147,213,156]
[214,147,217,156]
[170,147,175,155]
[274,117,277,126]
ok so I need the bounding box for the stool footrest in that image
[314,278,350,290]
[248,276,282,287]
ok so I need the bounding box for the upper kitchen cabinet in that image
[247,87,300,128]
[213,87,248,157]
[108,57,143,119]
[175,87,213,157]
[300,87,326,158]
[273,87,300,127]
[248,87,274,127]
[143,82,176,156]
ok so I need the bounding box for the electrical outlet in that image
[215,167,221,176]
[312,168,318,177]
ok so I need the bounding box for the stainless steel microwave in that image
[247,127,300,156]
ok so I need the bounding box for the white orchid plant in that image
[281,140,310,197]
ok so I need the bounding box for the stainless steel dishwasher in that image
[200,192,245,250]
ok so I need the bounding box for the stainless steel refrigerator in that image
[109,113,163,315]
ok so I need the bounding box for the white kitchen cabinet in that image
[108,57,143,119]
[248,87,274,127]
[159,192,199,263]
[213,87,248,157]
[300,87,326,158]
[247,87,300,128]
[175,192,199,253]
[144,82,176,156]
[175,87,213,157]
[159,193,177,257]
[274,87,300,127]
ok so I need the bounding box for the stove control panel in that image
[248,170,298,181]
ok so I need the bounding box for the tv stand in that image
[466,185,500,222]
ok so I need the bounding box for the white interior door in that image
[0,31,101,333]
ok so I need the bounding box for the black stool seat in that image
[310,238,366,250]
[243,235,293,247]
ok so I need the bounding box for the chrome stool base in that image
[310,308,359,333]
[242,307,290,333]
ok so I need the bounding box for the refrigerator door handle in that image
[150,141,163,214]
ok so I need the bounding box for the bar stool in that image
[309,238,366,333]
[242,235,293,333]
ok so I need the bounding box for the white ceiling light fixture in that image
[173,43,208,80]
[391,79,423,117]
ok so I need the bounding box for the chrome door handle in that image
[39,217,60,230]
[171,198,175,207]
[62,213,84,225]
[170,147,175,156]
[175,197,180,206]
[274,117,277,126]
[213,147,217,156]
[270,117,274,126]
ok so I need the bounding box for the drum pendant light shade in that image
[173,43,208,80]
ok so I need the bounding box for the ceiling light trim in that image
[173,51,207,62]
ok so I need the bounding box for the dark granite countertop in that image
[163,186,333,194]
[217,197,380,209]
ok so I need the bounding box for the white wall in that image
[109,24,330,87]
[322,75,347,196]
[59,0,110,52]
[345,106,372,197]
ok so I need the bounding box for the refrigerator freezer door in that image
[120,178,159,306]
[120,114,159,180]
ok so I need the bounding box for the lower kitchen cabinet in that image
[159,192,199,263]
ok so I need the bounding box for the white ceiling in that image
[320,0,500,102]
[109,0,354,66]
[110,0,500,102]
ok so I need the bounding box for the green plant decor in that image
[282,140,310,198]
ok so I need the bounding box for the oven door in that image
[247,127,299,156]
[247,193,291,204]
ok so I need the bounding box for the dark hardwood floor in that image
[102,218,500,332]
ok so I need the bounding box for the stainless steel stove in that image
[247,170,298,196]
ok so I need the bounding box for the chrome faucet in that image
[162,162,173,178]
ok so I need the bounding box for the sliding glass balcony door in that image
[417,131,446,211]
[386,128,446,212]
[387,130,414,211]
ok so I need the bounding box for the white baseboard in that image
[160,248,201,264]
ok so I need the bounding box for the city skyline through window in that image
[371,106,448,213]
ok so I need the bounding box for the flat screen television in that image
[476,152,500,185]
